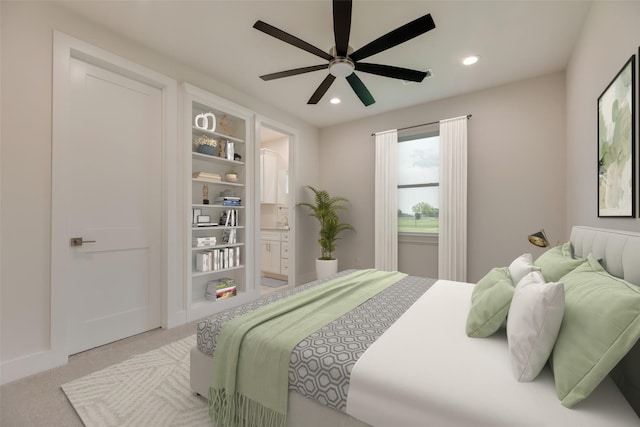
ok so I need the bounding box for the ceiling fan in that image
[253,0,436,107]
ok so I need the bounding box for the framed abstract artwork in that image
[597,55,636,217]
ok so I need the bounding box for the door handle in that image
[70,237,96,247]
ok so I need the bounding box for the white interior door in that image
[62,57,162,354]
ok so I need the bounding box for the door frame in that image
[255,116,298,288]
[51,32,180,367]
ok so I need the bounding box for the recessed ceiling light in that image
[462,56,479,66]
[330,98,341,104]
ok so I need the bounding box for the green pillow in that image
[551,254,640,407]
[534,242,584,282]
[466,267,514,338]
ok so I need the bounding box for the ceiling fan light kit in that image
[329,58,355,78]
[253,0,436,106]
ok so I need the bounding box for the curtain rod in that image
[371,114,472,136]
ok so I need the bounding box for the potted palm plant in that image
[298,186,355,279]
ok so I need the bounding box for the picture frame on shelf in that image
[192,208,202,224]
[597,54,636,217]
[197,215,211,224]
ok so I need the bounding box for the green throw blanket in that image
[209,269,407,427]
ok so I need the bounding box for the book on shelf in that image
[221,229,237,244]
[196,223,217,227]
[196,246,241,272]
[205,278,237,300]
[214,285,236,294]
[214,197,241,206]
[196,252,211,272]
[193,171,221,182]
[206,288,236,300]
[216,288,237,299]
[193,236,216,247]
[219,209,239,227]
[192,208,202,223]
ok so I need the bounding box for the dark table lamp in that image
[528,229,549,248]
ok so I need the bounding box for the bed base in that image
[190,347,369,427]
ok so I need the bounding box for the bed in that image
[190,226,640,426]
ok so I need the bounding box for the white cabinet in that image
[260,232,281,275]
[260,148,277,204]
[183,83,257,322]
[277,169,288,205]
[280,232,289,274]
[260,230,288,278]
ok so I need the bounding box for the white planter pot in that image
[316,258,338,280]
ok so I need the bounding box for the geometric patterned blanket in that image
[197,271,436,413]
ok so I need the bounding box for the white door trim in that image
[255,115,298,288]
[46,32,178,379]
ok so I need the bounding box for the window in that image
[397,132,439,234]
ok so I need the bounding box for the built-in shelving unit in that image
[183,83,257,322]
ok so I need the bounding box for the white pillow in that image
[508,253,540,285]
[507,270,565,382]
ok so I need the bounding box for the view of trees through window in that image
[397,134,439,234]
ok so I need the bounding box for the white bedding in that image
[346,280,639,427]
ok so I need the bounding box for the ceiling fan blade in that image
[260,64,328,81]
[350,14,435,62]
[253,20,333,61]
[308,74,336,104]
[333,0,352,57]
[346,73,375,106]
[355,63,427,82]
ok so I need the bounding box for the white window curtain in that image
[374,129,398,271]
[438,116,468,281]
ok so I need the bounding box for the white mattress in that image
[346,280,639,427]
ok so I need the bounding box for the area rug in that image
[61,335,211,427]
[261,277,288,288]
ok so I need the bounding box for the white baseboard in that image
[1,349,67,385]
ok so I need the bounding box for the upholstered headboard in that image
[569,226,640,416]
[570,226,640,287]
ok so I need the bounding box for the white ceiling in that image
[57,0,592,128]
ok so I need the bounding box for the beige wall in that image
[319,72,567,282]
[566,1,640,232]
[0,2,320,367]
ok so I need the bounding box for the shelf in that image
[192,243,245,251]
[191,291,254,308]
[191,296,233,307]
[192,225,245,231]
[192,204,244,209]
[193,178,244,187]
[192,264,245,277]
[192,126,244,144]
[192,151,244,165]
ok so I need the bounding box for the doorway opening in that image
[259,126,291,295]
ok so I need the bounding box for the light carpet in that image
[61,334,212,427]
